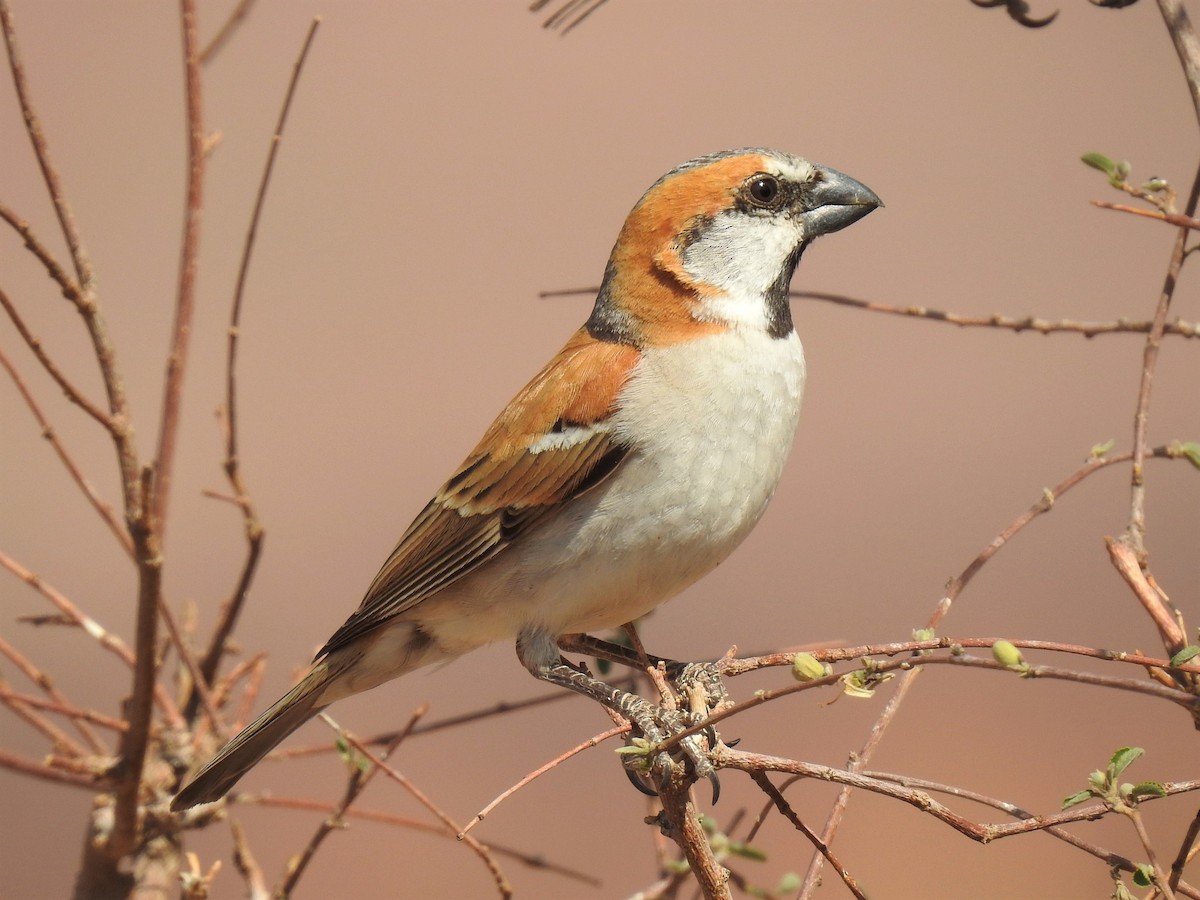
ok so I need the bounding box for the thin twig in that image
[0,678,87,757]
[537,287,1200,338]
[0,0,93,290]
[1092,199,1200,229]
[1122,158,1200,557]
[0,288,112,427]
[0,344,133,557]
[243,794,601,885]
[228,818,269,900]
[0,626,108,752]
[0,549,181,724]
[277,706,425,896]
[151,0,205,537]
[199,0,259,65]
[749,772,866,900]
[1170,808,1200,893]
[0,684,126,733]
[337,726,515,899]
[865,770,1200,899]
[192,17,320,718]
[0,747,103,789]
[1126,806,1179,900]
[0,201,79,298]
[0,0,139,514]
[1157,0,1200,129]
[798,446,1176,896]
[461,724,626,837]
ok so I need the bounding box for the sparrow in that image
[172,148,880,811]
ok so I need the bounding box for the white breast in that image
[522,327,806,634]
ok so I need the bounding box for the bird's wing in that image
[315,328,639,658]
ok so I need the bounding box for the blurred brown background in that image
[2,2,1197,897]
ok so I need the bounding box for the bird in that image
[171,148,880,811]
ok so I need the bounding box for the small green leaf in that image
[1107,747,1144,783]
[1062,790,1094,809]
[1115,160,1132,180]
[791,652,831,682]
[1170,645,1200,667]
[1143,177,1169,192]
[1090,438,1116,458]
[1132,863,1155,887]
[728,841,768,862]
[1128,781,1167,801]
[1089,770,1108,790]
[775,873,802,894]
[912,627,936,642]
[1179,441,1200,470]
[991,639,1026,670]
[1082,152,1118,176]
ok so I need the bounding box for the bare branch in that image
[750,771,866,900]
[1093,199,1200,229]
[0,288,112,427]
[334,723,514,898]
[1157,0,1200,128]
[461,724,626,837]
[539,287,1200,338]
[150,0,206,537]
[1123,158,1200,556]
[0,0,94,289]
[0,201,79,298]
[0,747,103,789]
[192,17,321,718]
[276,706,425,896]
[199,0,260,65]
[0,344,133,557]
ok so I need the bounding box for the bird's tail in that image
[171,663,333,811]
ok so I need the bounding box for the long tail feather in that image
[171,666,330,811]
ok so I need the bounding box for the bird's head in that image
[588,149,881,345]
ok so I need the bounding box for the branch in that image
[750,772,866,900]
[336,724,515,899]
[0,201,80,298]
[0,0,139,516]
[199,0,259,65]
[655,771,731,900]
[150,0,206,537]
[277,706,424,896]
[243,795,601,885]
[460,724,626,837]
[538,287,1200,338]
[1092,199,1200,229]
[0,0,94,290]
[0,343,133,557]
[1122,158,1200,557]
[0,288,112,427]
[0,634,108,750]
[192,17,321,718]
[0,747,103,790]
[1158,0,1200,129]
[110,466,163,860]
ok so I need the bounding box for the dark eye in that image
[746,174,781,208]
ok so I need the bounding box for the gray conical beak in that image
[798,166,883,237]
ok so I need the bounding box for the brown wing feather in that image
[315,329,639,659]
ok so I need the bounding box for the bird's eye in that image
[745,174,782,208]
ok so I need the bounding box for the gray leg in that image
[517,627,718,797]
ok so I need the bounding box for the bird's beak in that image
[798,166,883,237]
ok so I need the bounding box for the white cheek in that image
[680,214,802,329]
